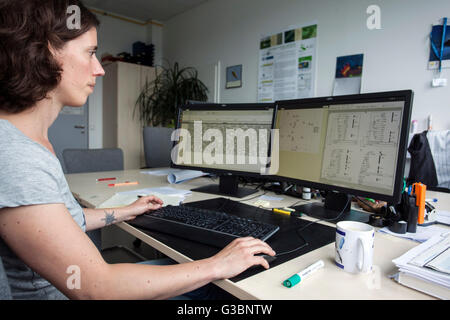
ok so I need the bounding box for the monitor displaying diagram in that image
[275,100,405,196]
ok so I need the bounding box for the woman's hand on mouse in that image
[208,237,276,280]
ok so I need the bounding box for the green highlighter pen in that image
[365,198,376,203]
[282,260,324,288]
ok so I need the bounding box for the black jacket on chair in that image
[407,131,438,187]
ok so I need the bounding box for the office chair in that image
[143,127,174,168]
[0,257,12,300]
[62,148,125,174]
[62,148,146,263]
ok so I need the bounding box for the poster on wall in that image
[258,22,318,102]
[332,54,364,96]
[226,64,243,89]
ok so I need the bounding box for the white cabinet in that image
[102,61,156,169]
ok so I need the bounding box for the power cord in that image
[296,197,351,233]
[274,231,309,257]
[220,187,350,259]
[239,190,268,202]
[273,197,351,258]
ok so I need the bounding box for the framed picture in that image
[226,64,242,89]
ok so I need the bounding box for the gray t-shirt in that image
[0,119,86,299]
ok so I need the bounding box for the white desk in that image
[66,169,449,300]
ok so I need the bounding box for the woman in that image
[0,0,275,299]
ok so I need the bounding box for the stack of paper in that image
[392,231,450,299]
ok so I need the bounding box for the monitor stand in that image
[191,175,258,198]
[293,192,370,223]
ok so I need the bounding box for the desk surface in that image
[66,169,450,300]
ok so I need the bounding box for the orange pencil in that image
[108,181,139,187]
[413,182,426,224]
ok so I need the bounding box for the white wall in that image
[146,21,164,67]
[88,12,148,148]
[163,0,450,131]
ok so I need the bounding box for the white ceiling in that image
[83,0,209,22]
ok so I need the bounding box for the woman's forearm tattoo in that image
[101,210,117,226]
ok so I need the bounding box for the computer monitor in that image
[171,103,277,198]
[272,90,413,219]
[185,100,212,105]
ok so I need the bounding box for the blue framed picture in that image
[226,65,242,89]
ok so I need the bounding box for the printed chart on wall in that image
[258,22,318,102]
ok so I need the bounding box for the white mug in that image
[335,221,374,273]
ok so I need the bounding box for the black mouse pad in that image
[129,197,337,283]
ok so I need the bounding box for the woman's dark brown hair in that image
[0,0,99,113]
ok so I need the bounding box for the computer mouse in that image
[255,254,277,264]
[247,254,277,271]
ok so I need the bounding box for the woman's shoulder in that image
[0,120,60,171]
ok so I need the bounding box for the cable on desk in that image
[296,197,351,233]
[273,197,351,258]
[218,191,348,258]
[239,190,268,202]
[274,231,309,257]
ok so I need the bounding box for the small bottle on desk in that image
[302,187,311,200]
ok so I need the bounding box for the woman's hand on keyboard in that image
[210,237,276,279]
[122,195,163,221]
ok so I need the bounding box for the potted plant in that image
[135,62,209,127]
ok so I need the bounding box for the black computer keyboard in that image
[129,205,280,248]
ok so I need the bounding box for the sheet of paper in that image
[141,168,208,184]
[167,170,208,184]
[259,195,284,201]
[378,224,449,243]
[118,187,191,197]
[409,233,450,268]
[436,210,450,226]
[426,248,450,275]
[97,192,185,209]
[97,193,140,208]
[140,168,183,176]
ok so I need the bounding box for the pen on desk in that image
[273,208,302,217]
[108,181,139,187]
[96,177,116,182]
[282,260,324,288]
[273,208,291,215]
[425,198,438,203]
